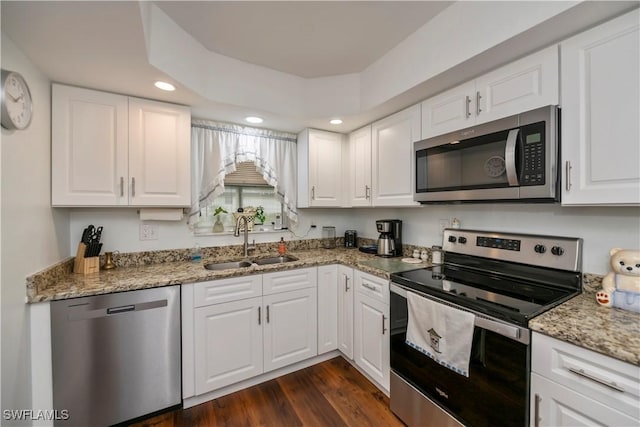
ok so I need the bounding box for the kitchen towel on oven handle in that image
[405,291,475,377]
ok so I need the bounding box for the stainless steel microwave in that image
[414,105,559,203]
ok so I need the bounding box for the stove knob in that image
[534,244,546,254]
[458,237,467,244]
[448,235,457,243]
[551,246,564,256]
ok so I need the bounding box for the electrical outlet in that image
[139,224,158,241]
[438,219,450,236]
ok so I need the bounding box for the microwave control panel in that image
[520,122,545,186]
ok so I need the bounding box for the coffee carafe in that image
[376,219,402,257]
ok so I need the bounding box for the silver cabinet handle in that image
[344,275,350,292]
[362,282,377,291]
[266,305,270,323]
[258,306,261,325]
[131,177,136,197]
[465,95,471,118]
[565,161,572,191]
[476,91,482,116]
[568,367,625,392]
[534,394,541,427]
[365,185,370,200]
[120,177,124,197]
[311,186,315,200]
[382,315,387,335]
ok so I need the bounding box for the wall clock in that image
[1,69,33,130]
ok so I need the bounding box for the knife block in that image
[73,243,99,274]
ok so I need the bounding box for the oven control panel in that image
[442,229,582,272]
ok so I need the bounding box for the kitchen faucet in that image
[234,215,256,257]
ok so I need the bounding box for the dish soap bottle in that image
[278,237,286,256]
[191,244,202,263]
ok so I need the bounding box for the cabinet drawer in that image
[354,270,389,304]
[532,332,640,419]
[194,275,262,307]
[263,267,317,295]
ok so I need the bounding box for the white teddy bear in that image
[596,248,640,313]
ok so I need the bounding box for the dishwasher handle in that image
[69,299,168,321]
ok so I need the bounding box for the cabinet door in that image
[349,125,372,206]
[194,297,263,395]
[317,265,338,355]
[371,104,421,206]
[263,288,318,372]
[531,373,638,427]
[560,10,640,205]
[52,84,128,206]
[337,265,354,359]
[421,81,476,139]
[476,45,558,124]
[308,129,344,207]
[354,291,389,391]
[128,98,191,206]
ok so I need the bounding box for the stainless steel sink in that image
[204,260,253,270]
[252,255,298,265]
[203,255,298,270]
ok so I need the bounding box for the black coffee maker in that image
[376,219,402,257]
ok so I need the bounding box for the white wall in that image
[1,34,70,422]
[69,204,639,275]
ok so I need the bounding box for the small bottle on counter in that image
[191,244,202,263]
[278,237,286,256]
[431,245,443,265]
[451,218,461,229]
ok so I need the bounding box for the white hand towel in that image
[405,292,475,377]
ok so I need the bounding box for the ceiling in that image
[155,1,451,78]
[1,1,636,133]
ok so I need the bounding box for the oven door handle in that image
[505,128,520,186]
[390,283,527,343]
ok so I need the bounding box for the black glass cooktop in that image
[391,259,581,326]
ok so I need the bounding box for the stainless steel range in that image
[389,229,582,427]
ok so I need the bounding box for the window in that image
[194,162,284,233]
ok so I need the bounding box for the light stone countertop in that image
[529,275,640,366]
[26,247,428,303]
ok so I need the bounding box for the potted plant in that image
[212,206,227,233]
[255,206,266,225]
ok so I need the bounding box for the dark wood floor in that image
[130,357,405,427]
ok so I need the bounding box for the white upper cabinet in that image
[560,9,640,205]
[421,45,559,139]
[348,125,373,207]
[297,128,346,207]
[128,98,191,206]
[52,84,191,207]
[52,85,129,206]
[371,104,421,206]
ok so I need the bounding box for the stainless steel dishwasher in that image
[51,285,181,426]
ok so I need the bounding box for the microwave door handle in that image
[505,129,519,186]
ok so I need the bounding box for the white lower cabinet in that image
[186,268,318,398]
[337,265,354,359]
[531,332,640,426]
[317,265,339,354]
[353,270,390,391]
[194,296,263,394]
[263,287,317,372]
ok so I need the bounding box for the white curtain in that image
[190,120,298,226]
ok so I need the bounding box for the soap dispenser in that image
[278,237,286,256]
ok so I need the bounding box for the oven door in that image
[390,283,531,427]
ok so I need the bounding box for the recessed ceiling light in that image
[245,116,264,124]
[154,81,175,91]
[330,119,343,125]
